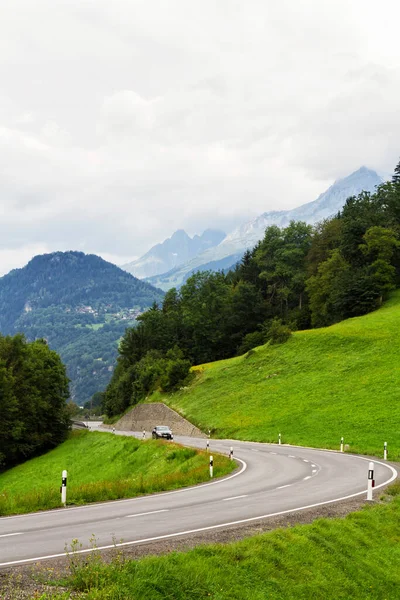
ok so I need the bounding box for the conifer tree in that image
[392,158,400,184]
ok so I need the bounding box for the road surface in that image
[0,435,397,568]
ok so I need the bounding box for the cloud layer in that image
[1,0,399,275]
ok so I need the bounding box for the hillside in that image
[0,251,164,404]
[155,291,400,459]
[147,167,383,290]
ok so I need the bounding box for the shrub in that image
[265,318,292,345]
[237,331,266,355]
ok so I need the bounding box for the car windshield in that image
[156,426,170,431]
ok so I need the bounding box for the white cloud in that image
[0,0,399,275]
[0,245,50,276]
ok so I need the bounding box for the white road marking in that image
[251,449,259,452]
[222,495,248,501]
[303,459,309,463]
[270,452,277,455]
[311,464,316,467]
[312,470,317,474]
[126,509,169,518]
[0,459,397,568]
[0,533,22,538]
[277,484,292,489]
[288,455,296,458]
[303,476,312,481]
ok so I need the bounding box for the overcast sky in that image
[1,0,399,275]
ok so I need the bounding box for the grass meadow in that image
[152,290,400,460]
[0,431,234,515]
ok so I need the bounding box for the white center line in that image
[270,452,277,455]
[288,455,296,458]
[251,449,259,452]
[222,495,248,501]
[312,470,317,474]
[303,476,312,481]
[303,459,309,463]
[277,484,292,489]
[126,509,169,519]
[311,464,316,467]
[0,533,23,538]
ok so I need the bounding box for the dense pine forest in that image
[103,161,400,417]
[0,334,70,470]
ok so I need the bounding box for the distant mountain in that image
[0,251,164,405]
[147,167,384,291]
[146,252,244,290]
[122,228,226,279]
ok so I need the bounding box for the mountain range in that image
[144,167,384,290]
[122,229,226,279]
[0,251,164,405]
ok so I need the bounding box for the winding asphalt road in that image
[0,433,397,568]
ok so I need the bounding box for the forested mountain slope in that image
[104,167,400,419]
[0,251,164,405]
[156,290,400,459]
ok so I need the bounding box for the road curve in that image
[0,435,397,568]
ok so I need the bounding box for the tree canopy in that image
[0,334,70,470]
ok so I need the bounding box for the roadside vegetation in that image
[36,482,400,599]
[0,430,234,516]
[153,290,400,460]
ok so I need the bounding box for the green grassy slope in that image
[0,431,234,515]
[155,291,400,459]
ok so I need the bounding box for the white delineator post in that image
[142,429,146,440]
[206,440,209,452]
[367,462,375,501]
[229,446,233,461]
[278,433,281,445]
[384,441,387,461]
[61,470,67,507]
[112,427,115,434]
[209,455,213,478]
[340,437,344,452]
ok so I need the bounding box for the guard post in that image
[61,470,67,507]
[278,433,281,445]
[209,455,213,478]
[384,441,387,461]
[367,462,375,501]
[229,446,233,461]
[340,437,344,453]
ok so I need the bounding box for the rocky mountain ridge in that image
[122,228,226,279]
[146,167,384,291]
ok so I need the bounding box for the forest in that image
[0,334,70,470]
[103,161,400,417]
[0,251,164,405]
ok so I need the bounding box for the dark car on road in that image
[152,425,173,440]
